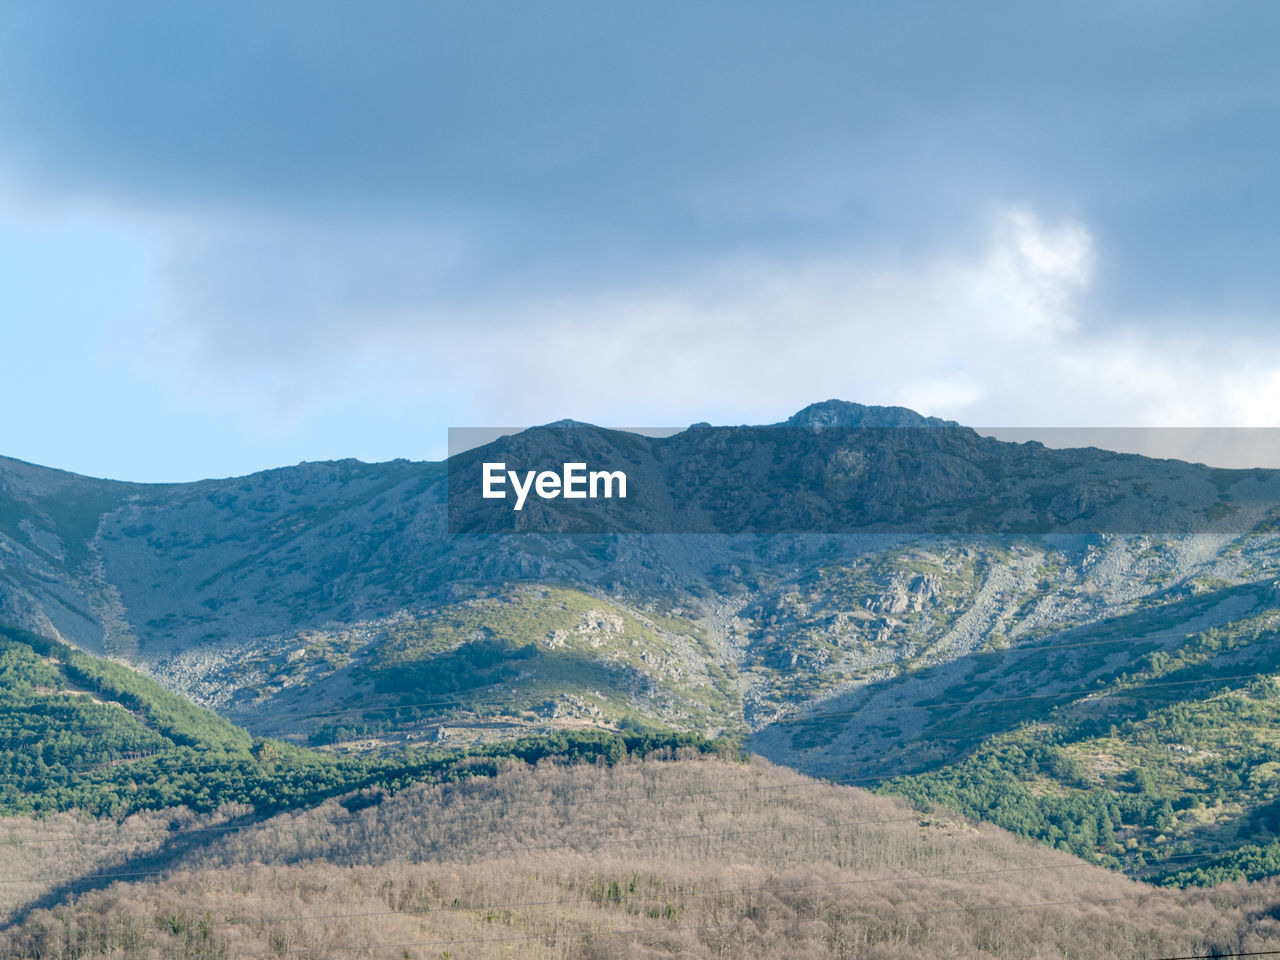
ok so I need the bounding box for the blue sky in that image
[2,2,1279,481]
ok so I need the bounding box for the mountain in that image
[5,401,1280,879]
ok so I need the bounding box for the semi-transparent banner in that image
[447,424,1280,535]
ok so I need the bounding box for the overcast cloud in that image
[1,2,1278,480]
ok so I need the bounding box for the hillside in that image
[4,405,1278,742]
[6,402,1280,881]
[5,755,1280,959]
[750,573,1280,877]
[0,619,720,821]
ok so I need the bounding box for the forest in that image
[3,755,1279,959]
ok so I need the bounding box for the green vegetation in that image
[1160,840,1280,887]
[867,585,1280,881]
[0,622,734,819]
[0,467,137,571]
[318,586,741,739]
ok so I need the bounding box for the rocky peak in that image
[784,400,961,430]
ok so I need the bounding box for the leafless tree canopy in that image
[2,754,1279,958]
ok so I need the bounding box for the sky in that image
[2,2,1280,481]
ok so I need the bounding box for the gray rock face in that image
[784,399,960,429]
[1,404,1278,748]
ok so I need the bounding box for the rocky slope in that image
[2,401,1279,751]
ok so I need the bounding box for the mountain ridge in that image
[6,401,1280,878]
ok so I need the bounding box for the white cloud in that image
[433,207,1104,426]
[120,205,1280,441]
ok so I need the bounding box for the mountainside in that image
[6,755,1280,960]
[6,401,1280,878]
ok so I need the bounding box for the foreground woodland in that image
[2,753,1280,959]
